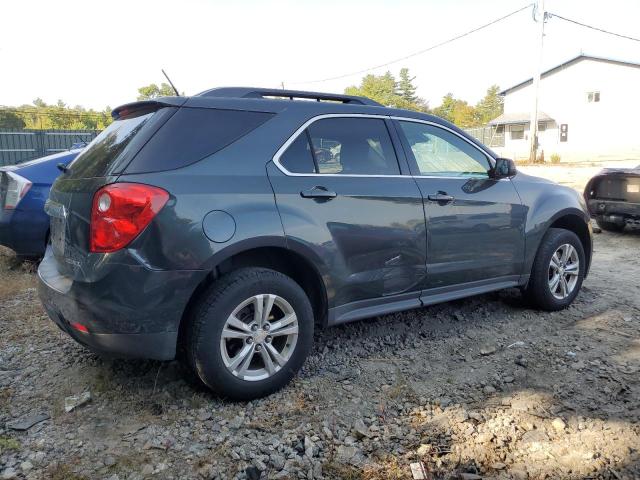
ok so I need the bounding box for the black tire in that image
[185,267,314,400]
[525,228,585,311]
[595,217,625,232]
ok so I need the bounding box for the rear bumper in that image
[587,199,640,223]
[37,247,206,361]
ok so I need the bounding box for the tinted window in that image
[67,110,155,178]
[125,108,274,174]
[307,118,400,175]
[399,121,490,177]
[280,133,316,174]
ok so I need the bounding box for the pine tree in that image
[398,68,418,104]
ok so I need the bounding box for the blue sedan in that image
[0,148,83,257]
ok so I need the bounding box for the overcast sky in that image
[1,0,639,110]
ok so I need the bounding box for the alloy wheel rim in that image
[548,243,580,300]
[220,294,299,381]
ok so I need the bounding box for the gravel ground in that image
[1,166,639,480]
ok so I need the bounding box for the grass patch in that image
[47,463,88,480]
[324,461,362,480]
[0,247,36,301]
[0,436,21,453]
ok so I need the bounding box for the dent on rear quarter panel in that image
[511,173,589,273]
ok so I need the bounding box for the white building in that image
[489,54,640,162]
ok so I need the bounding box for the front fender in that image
[512,174,591,277]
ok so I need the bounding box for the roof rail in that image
[196,87,382,106]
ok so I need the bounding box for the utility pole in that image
[529,0,546,163]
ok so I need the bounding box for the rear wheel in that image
[595,216,625,232]
[525,228,585,311]
[186,268,313,400]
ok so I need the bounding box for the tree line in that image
[0,84,180,130]
[0,74,502,130]
[345,68,503,128]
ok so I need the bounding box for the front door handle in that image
[300,186,337,199]
[427,192,455,204]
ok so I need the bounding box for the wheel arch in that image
[531,209,592,278]
[177,239,330,356]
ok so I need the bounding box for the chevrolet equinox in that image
[38,87,593,400]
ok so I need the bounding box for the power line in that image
[548,12,640,43]
[289,3,533,85]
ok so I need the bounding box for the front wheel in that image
[525,228,585,311]
[186,268,314,400]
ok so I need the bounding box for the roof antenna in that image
[162,69,181,96]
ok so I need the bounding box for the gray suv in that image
[38,88,592,400]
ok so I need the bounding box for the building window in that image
[510,125,525,140]
[587,91,600,103]
[538,121,546,131]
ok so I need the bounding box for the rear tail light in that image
[90,183,169,253]
[3,171,32,210]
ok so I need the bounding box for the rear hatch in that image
[46,101,180,278]
[46,98,275,279]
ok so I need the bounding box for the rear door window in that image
[307,118,400,175]
[279,133,316,174]
[278,117,401,175]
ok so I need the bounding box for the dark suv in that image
[38,88,592,400]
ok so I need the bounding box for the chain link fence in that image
[464,126,504,148]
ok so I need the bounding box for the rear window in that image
[67,110,157,178]
[124,108,274,174]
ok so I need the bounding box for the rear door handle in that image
[427,192,455,204]
[300,186,337,199]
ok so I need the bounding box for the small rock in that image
[480,344,497,356]
[270,453,286,470]
[197,411,212,422]
[64,391,92,413]
[515,356,528,368]
[335,445,363,464]
[460,474,483,480]
[7,413,50,431]
[20,461,33,473]
[521,429,549,443]
[304,436,314,457]
[104,456,116,467]
[245,466,261,480]
[468,412,483,421]
[416,444,431,456]
[1,468,17,480]
[503,376,515,383]
[511,469,529,480]
[141,464,153,476]
[551,417,566,432]
[492,462,506,470]
[483,385,496,394]
[352,419,370,439]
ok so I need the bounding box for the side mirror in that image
[491,158,517,179]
